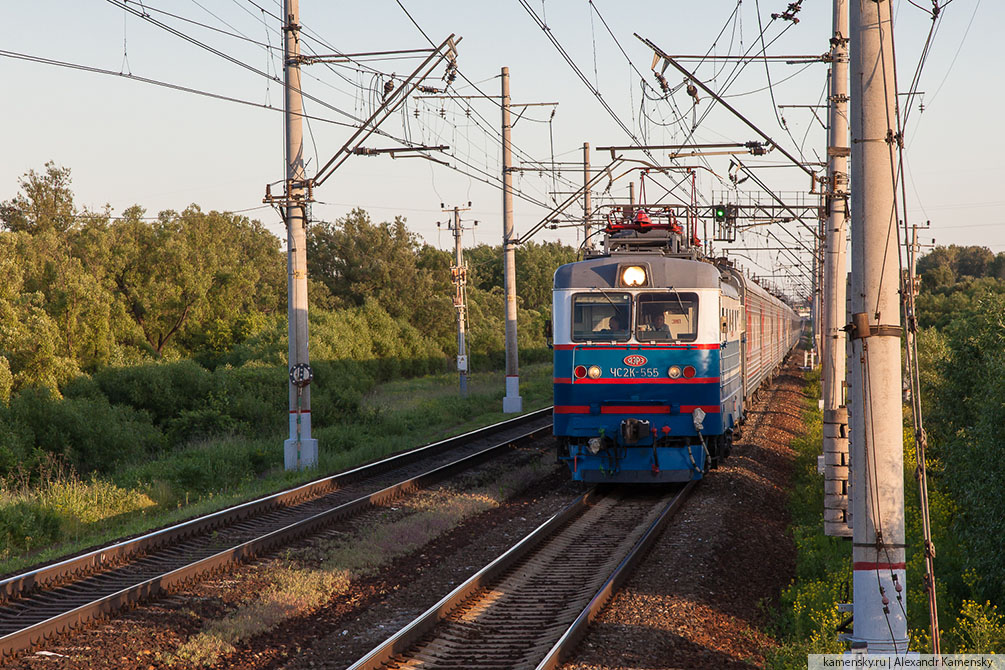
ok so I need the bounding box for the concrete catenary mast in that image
[501,66,522,413]
[848,0,908,651]
[822,0,851,538]
[282,0,317,470]
[444,205,471,397]
[583,142,592,251]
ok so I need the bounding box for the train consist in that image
[552,209,801,483]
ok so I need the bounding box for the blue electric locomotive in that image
[552,215,799,483]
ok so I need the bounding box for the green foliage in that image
[1,164,285,384]
[0,461,156,560]
[766,395,851,667]
[917,245,1004,291]
[918,293,1005,605]
[915,245,1005,329]
[0,501,62,558]
[465,240,577,315]
[106,205,285,357]
[124,436,270,502]
[306,209,438,322]
[515,241,578,313]
[2,387,163,475]
[91,358,214,426]
[0,162,77,235]
[0,356,12,405]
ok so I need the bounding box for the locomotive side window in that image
[636,292,698,342]
[571,293,631,342]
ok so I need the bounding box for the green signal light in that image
[714,204,726,222]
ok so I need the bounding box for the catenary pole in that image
[583,142,592,252]
[282,0,317,470]
[447,205,470,397]
[848,0,908,652]
[502,67,522,413]
[823,0,851,538]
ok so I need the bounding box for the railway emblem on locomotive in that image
[623,354,648,367]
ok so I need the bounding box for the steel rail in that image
[536,480,696,670]
[346,489,598,670]
[0,409,553,658]
[348,482,695,670]
[0,407,550,599]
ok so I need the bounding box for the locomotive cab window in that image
[636,292,698,342]
[572,293,631,342]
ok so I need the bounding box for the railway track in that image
[349,481,695,670]
[0,409,553,659]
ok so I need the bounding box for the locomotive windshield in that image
[572,293,631,342]
[636,292,699,342]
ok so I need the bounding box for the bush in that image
[5,388,163,475]
[0,501,61,558]
[950,600,1005,653]
[92,359,214,426]
[211,363,286,436]
[165,408,237,444]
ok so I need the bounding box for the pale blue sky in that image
[1,1,997,299]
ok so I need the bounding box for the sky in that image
[0,1,998,302]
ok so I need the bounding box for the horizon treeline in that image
[0,162,576,402]
[0,163,575,484]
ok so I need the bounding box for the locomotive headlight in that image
[668,365,682,379]
[574,365,587,379]
[587,365,602,379]
[621,265,647,287]
[683,365,696,378]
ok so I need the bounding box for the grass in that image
[763,367,1005,664]
[763,368,850,668]
[0,362,555,576]
[163,456,551,666]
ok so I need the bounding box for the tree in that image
[917,246,958,290]
[1,164,122,370]
[0,162,77,235]
[955,246,995,279]
[106,206,285,357]
[0,233,80,394]
[306,209,437,322]
[463,240,577,315]
[515,241,577,314]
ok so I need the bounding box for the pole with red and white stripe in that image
[848,0,908,651]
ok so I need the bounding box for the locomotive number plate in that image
[609,366,662,378]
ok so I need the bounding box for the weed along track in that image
[349,483,694,670]
[0,410,552,659]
